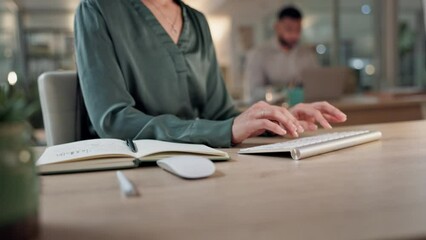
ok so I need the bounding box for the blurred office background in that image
[0,0,425,129]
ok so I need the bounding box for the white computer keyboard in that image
[238,130,382,160]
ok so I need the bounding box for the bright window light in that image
[365,64,376,75]
[7,71,18,86]
[316,44,327,55]
[361,4,372,15]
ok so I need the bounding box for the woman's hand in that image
[290,101,347,131]
[232,101,304,145]
[231,101,347,145]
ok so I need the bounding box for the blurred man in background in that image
[244,5,319,103]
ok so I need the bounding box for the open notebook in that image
[37,139,229,174]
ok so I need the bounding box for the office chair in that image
[38,71,95,146]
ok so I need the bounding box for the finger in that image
[277,106,304,134]
[302,108,332,129]
[289,104,314,127]
[277,107,304,133]
[296,115,316,124]
[314,111,332,129]
[255,107,298,136]
[246,101,271,119]
[255,108,268,119]
[298,121,318,131]
[313,102,347,122]
[266,107,300,137]
[249,129,266,138]
[276,110,300,136]
[254,105,304,137]
[253,103,275,119]
[323,113,346,123]
[251,119,287,136]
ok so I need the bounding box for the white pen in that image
[116,171,139,197]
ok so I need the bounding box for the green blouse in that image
[74,0,240,147]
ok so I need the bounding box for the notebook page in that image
[134,140,226,158]
[37,139,135,166]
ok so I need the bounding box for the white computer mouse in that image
[157,156,216,179]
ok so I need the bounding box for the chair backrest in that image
[38,71,82,146]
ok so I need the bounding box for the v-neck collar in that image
[131,0,190,51]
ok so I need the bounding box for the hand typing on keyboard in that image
[290,102,347,131]
[231,101,347,145]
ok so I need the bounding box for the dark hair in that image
[277,6,303,21]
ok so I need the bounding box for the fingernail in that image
[323,122,332,129]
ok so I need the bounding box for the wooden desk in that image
[331,94,426,126]
[39,121,426,240]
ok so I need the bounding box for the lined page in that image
[134,140,227,158]
[37,139,134,166]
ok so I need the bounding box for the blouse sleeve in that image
[74,0,236,147]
